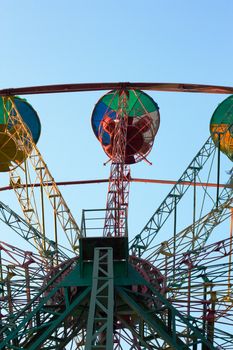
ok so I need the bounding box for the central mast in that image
[103,89,130,237]
[91,88,160,238]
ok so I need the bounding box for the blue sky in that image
[0,1,233,249]
[1,1,233,85]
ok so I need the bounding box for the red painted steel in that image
[0,82,233,96]
[104,90,130,237]
[0,178,229,192]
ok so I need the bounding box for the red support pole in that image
[104,90,130,237]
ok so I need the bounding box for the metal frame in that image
[104,90,130,237]
[85,247,114,349]
[130,136,216,257]
[0,261,91,350]
[3,97,81,256]
[0,200,69,262]
[1,88,233,349]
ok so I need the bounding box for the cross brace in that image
[85,247,114,349]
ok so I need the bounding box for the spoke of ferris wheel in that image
[145,168,233,264]
[0,244,216,349]
[130,136,216,256]
[0,257,75,326]
[4,97,81,255]
[159,235,233,293]
[0,261,218,349]
[1,250,232,349]
[0,241,46,321]
[0,200,69,262]
[0,263,91,349]
[156,237,233,345]
[115,286,216,349]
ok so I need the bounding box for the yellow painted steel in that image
[2,97,81,260]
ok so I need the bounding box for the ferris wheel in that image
[0,82,232,349]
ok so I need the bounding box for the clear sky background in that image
[0,1,233,249]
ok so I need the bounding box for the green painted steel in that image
[0,200,68,262]
[0,237,220,349]
[24,287,91,350]
[85,247,114,349]
[116,284,216,349]
[130,137,216,257]
[0,256,218,349]
[0,261,89,349]
[148,164,233,293]
[117,286,187,349]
